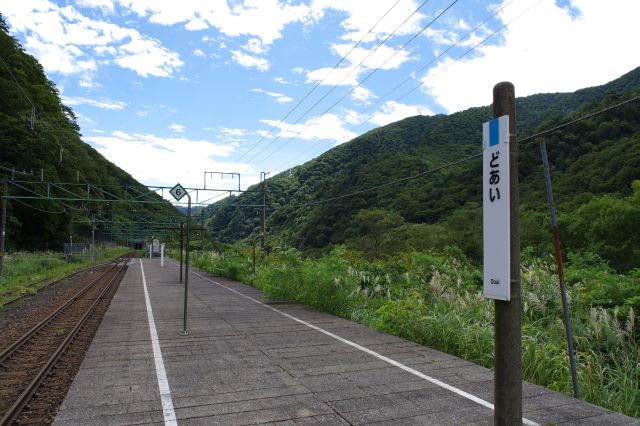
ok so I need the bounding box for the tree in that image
[348,208,405,259]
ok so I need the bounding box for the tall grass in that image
[188,246,639,418]
[0,247,130,306]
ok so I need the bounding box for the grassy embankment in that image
[0,247,130,306]
[173,246,639,418]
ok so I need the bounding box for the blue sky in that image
[2,0,639,193]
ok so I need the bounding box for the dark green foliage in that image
[197,245,638,417]
[204,67,640,271]
[0,15,180,250]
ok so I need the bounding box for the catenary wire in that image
[264,93,640,211]
[233,0,403,163]
[278,0,539,172]
[396,0,542,104]
[276,0,520,172]
[244,0,436,164]
[0,52,92,185]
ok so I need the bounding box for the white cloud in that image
[253,88,292,103]
[369,100,432,126]
[455,18,470,31]
[306,64,360,87]
[231,50,270,71]
[261,113,356,144]
[136,104,178,117]
[23,36,98,74]
[220,127,246,137]
[244,38,266,54]
[61,95,127,110]
[84,131,248,188]
[74,111,96,125]
[344,109,366,125]
[168,123,185,133]
[274,77,289,84]
[115,0,311,46]
[266,92,293,103]
[115,37,183,77]
[422,0,640,113]
[352,86,375,103]
[2,0,183,79]
[193,48,206,57]
[292,66,305,74]
[78,74,99,88]
[75,0,115,13]
[307,43,412,86]
[310,0,425,43]
[185,18,208,31]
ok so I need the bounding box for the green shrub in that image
[195,244,639,418]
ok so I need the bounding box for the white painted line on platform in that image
[175,261,538,426]
[140,259,177,426]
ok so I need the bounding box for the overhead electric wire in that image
[14,199,66,214]
[234,0,403,163]
[519,95,640,143]
[265,94,639,211]
[397,0,542,103]
[268,152,480,211]
[0,53,89,184]
[276,0,537,172]
[275,0,519,172]
[0,166,37,177]
[245,0,436,165]
[0,54,38,110]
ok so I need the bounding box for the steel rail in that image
[0,261,128,425]
[0,263,118,365]
[1,259,115,308]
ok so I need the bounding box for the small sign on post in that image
[483,115,511,300]
[170,183,186,201]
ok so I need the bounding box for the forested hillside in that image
[204,68,640,272]
[0,16,180,250]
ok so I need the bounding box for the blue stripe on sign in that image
[489,118,500,147]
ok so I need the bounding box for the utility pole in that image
[91,213,96,263]
[252,238,256,281]
[179,222,184,283]
[183,195,192,335]
[493,82,522,425]
[260,171,270,253]
[0,180,7,282]
[200,211,204,252]
[68,216,73,262]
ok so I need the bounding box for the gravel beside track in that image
[0,254,133,425]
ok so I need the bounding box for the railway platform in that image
[53,258,638,425]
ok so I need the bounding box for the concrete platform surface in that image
[53,258,639,425]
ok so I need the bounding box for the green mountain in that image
[0,16,181,250]
[204,68,640,271]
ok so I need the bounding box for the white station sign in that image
[482,115,510,301]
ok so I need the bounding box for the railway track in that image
[0,261,112,308]
[0,255,132,425]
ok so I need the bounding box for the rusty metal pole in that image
[493,82,522,425]
[540,139,580,399]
